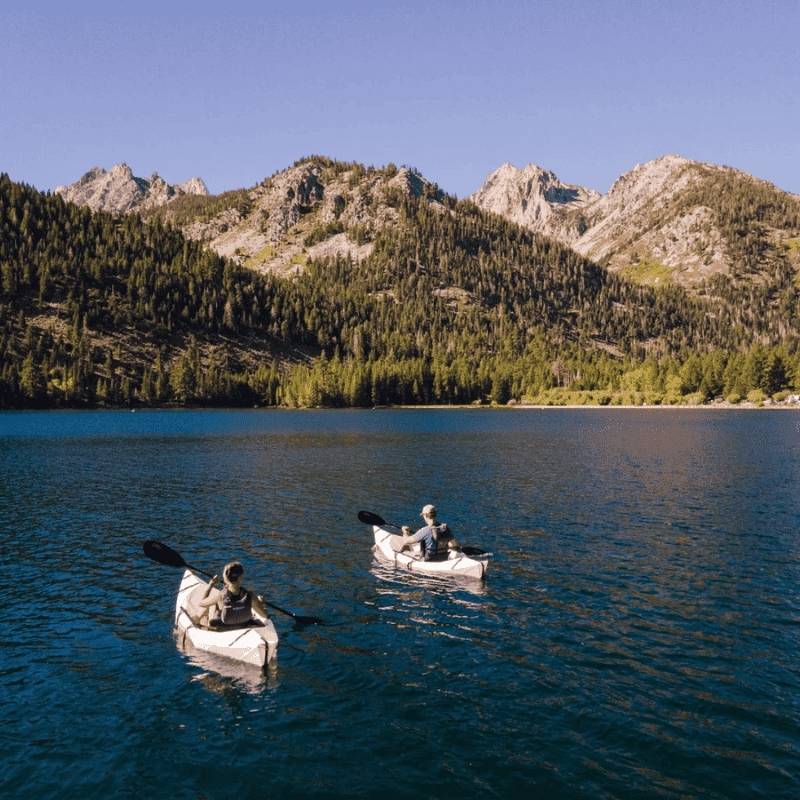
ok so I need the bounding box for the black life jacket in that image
[221,588,252,625]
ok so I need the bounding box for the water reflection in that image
[176,635,279,695]
[2,409,799,799]
[368,560,488,598]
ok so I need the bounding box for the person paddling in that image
[400,504,460,561]
[197,561,268,628]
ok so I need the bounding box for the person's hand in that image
[402,525,411,536]
[209,574,219,583]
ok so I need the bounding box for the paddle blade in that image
[461,546,488,557]
[294,615,324,626]
[259,597,325,626]
[358,510,386,526]
[142,539,188,569]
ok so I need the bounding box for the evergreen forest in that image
[1,168,799,409]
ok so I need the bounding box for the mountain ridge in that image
[55,163,208,214]
[471,154,800,290]
[469,161,600,240]
[2,160,799,409]
[55,154,800,296]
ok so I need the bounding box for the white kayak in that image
[173,569,278,667]
[372,525,489,579]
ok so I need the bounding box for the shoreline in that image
[1,401,799,412]
[399,402,800,411]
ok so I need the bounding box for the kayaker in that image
[400,504,460,561]
[197,561,268,628]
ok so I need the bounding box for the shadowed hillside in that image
[2,160,799,407]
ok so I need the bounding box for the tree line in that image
[1,166,798,408]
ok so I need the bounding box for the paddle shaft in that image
[185,562,215,581]
[357,510,488,557]
[143,539,322,624]
[187,567,308,622]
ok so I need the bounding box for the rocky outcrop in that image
[470,162,599,241]
[472,154,800,288]
[58,155,800,289]
[55,163,208,214]
[568,155,731,283]
[179,160,445,275]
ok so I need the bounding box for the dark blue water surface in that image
[1,409,799,799]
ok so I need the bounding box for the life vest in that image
[423,523,453,561]
[221,588,252,625]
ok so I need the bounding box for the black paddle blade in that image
[461,546,487,557]
[294,615,324,626]
[259,597,325,626]
[142,539,188,569]
[358,510,386,526]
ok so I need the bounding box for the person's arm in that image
[399,525,427,550]
[198,575,220,608]
[252,592,268,618]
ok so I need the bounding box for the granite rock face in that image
[54,157,446,275]
[56,154,800,288]
[174,160,446,276]
[470,162,599,241]
[472,154,800,287]
[55,163,208,214]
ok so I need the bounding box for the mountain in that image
[142,159,444,275]
[55,163,208,214]
[2,157,799,409]
[56,159,443,276]
[469,162,599,240]
[472,155,800,291]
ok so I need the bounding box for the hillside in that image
[142,158,443,275]
[471,155,800,297]
[2,160,799,408]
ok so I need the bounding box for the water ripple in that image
[1,409,798,798]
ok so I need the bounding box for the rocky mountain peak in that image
[389,166,434,198]
[174,157,447,275]
[471,153,800,290]
[568,155,719,271]
[605,154,697,202]
[77,166,106,185]
[178,177,209,195]
[470,161,599,236]
[110,162,135,180]
[55,163,208,214]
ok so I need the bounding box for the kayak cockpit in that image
[372,525,489,580]
[174,569,278,667]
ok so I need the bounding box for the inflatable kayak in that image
[372,525,489,579]
[173,570,278,667]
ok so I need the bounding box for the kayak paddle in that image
[358,510,403,529]
[142,539,324,625]
[356,510,489,557]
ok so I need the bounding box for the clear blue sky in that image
[1,0,798,197]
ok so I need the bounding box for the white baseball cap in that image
[420,504,436,518]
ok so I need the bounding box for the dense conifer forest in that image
[1,167,798,408]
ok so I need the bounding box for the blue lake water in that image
[1,408,799,799]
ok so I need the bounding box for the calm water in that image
[1,409,799,799]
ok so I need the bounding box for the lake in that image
[1,409,798,799]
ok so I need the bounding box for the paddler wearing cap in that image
[197,561,268,628]
[400,504,461,561]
